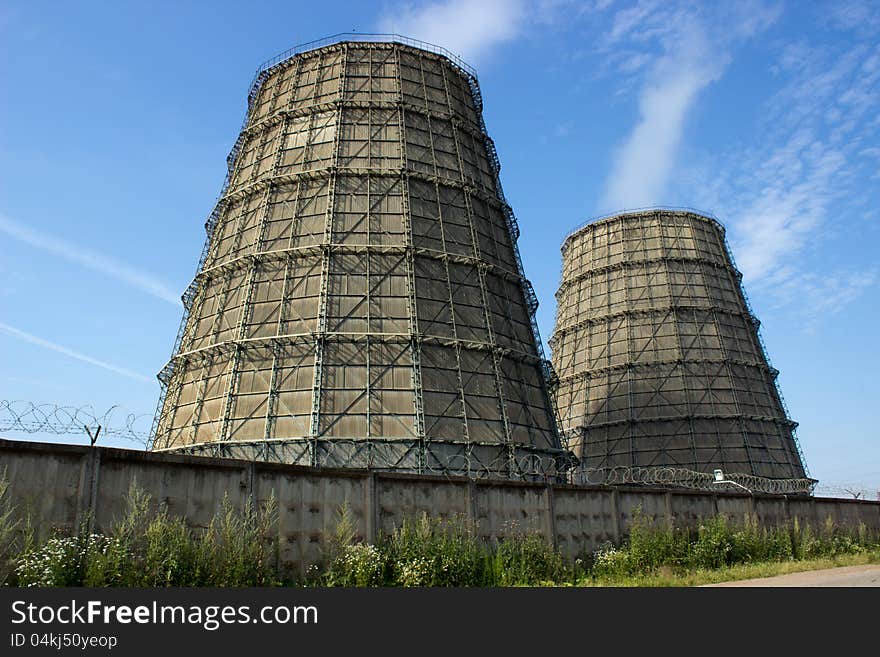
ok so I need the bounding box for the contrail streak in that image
[0,214,181,306]
[0,322,154,384]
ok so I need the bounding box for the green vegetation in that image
[5,483,280,587]
[1,474,877,587]
[580,552,880,587]
[319,507,880,587]
[320,505,568,586]
[0,472,22,586]
[580,512,880,586]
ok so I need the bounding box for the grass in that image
[571,510,880,587]
[318,505,570,586]
[7,482,281,587]
[1,471,878,587]
[0,471,22,586]
[317,506,880,587]
[578,550,880,587]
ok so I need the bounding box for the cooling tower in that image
[151,36,566,479]
[551,209,809,482]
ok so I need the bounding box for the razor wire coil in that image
[0,400,152,449]
[1,400,818,495]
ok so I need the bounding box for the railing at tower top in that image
[223,34,479,193]
[251,33,478,87]
[561,206,728,253]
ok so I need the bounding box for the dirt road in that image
[705,564,880,587]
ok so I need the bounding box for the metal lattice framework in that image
[2,399,818,494]
[151,37,567,479]
[551,209,811,481]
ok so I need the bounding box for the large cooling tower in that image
[151,36,566,478]
[551,209,809,481]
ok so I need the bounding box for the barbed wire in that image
[571,465,817,495]
[0,400,152,449]
[158,437,819,495]
[814,483,878,501]
[1,401,868,498]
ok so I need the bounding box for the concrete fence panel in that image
[2,439,877,571]
[552,486,617,556]
[1,442,84,537]
[375,474,470,538]
[254,466,369,572]
[473,482,550,541]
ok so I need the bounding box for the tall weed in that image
[12,484,280,587]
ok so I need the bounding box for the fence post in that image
[545,484,557,549]
[467,480,478,531]
[364,472,378,544]
[74,450,91,532]
[610,489,621,543]
[245,461,257,511]
[81,447,101,532]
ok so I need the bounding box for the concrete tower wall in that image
[152,39,564,479]
[551,209,808,480]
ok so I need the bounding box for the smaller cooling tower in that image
[550,209,810,482]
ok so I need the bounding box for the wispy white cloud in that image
[758,268,878,333]
[600,1,779,210]
[728,133,848,282]
[830,0,880,34]
[0,213,181,306]
[378,0,529,62]
[602,34,724,209]
[685,6,880,321]
[0,322,154,384]
[591,1,878,324]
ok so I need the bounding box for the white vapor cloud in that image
[0,322,154,384]
[378,0,528,63]
[0,214,181,306]
[603,38,723,209]
[599,1,779,211]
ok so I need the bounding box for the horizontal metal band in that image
[156,436,568,454]
[220,166,505,212]
[195,243,524,289]
[154,436,574,480]
[549,304,759,344]
[554,255,741,297]
[553,356,779,385]
[241,98,485,147]
[168,331,542,369]
[562,413,798,432]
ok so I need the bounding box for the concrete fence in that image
[2,439,878,575]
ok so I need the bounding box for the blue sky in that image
[1,0,877,497]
